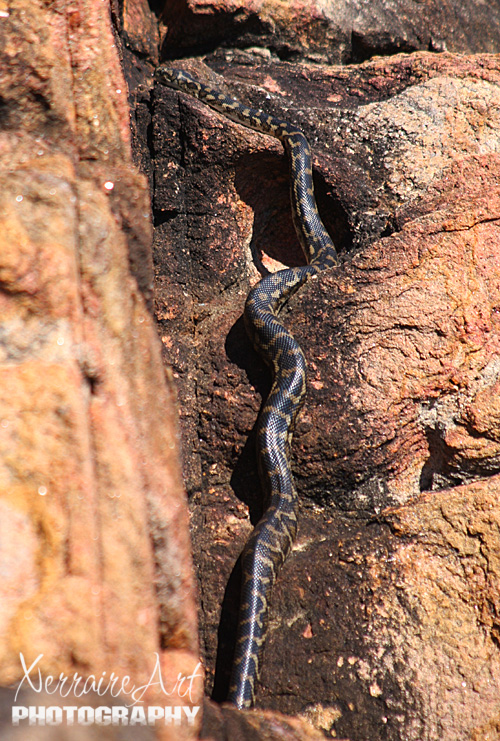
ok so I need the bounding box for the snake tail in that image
[155,66,338,709]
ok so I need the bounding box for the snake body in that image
[155,66,339,708]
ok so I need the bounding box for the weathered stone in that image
[151,51,500,738]
[201,697,327,740]
[121,0,160,62]
[0,1,200,739]
[159,0,500,63]
[4,0,500,736]
[380,476,500,741]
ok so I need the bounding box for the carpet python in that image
[155,66,339,709]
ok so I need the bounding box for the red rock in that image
[151,51,500,737]
[160,0,500,63]
[0,2,200,739]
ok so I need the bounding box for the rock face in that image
[150,50,500,739]
[4,0,500,739]
[160,0,500,63]
[0,1,200,740]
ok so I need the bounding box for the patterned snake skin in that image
[155,66,339,708]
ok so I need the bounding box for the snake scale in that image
[155,66,339,709]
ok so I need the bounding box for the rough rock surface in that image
[150,50,500,739]
[200,697,326,740]
[0,1,200,739]
[160,0,500,63]
[4,0,500,738]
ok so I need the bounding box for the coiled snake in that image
[155,66,339,708]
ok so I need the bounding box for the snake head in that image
[154,66,197,92]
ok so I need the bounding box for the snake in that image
[155,66,339,709]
